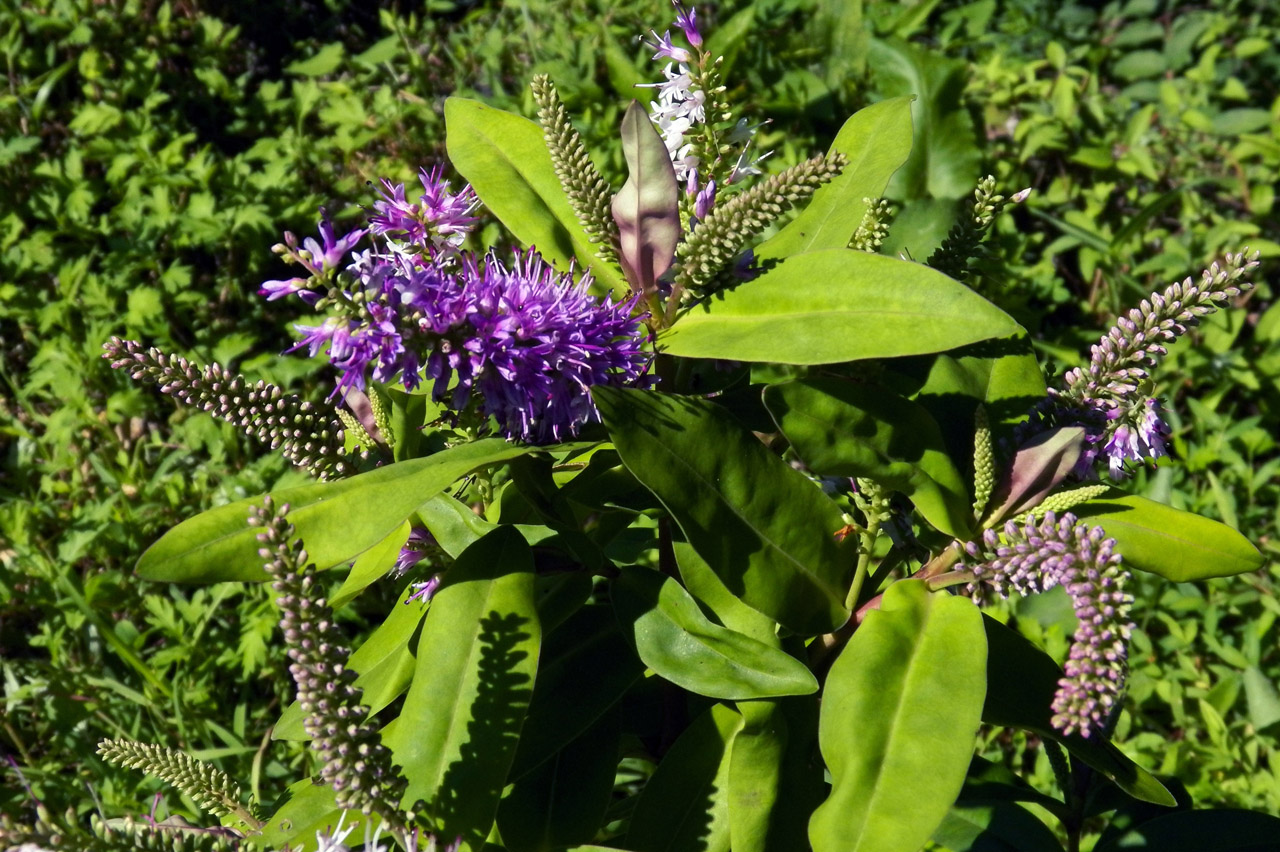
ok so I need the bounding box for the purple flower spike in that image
[962,512,1132,739]
[1025,252,1258,479]
[454,250,650,442]
[673,2,702,49]
[369,166,479,252]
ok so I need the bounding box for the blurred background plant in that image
[2,0,1277,839]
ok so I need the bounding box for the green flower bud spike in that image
[97,739,260,830]
[928,176,1031,281]
[850,197,894,254]
[971,405,996,519]
[671,153,846,302]
[532,74,619,264]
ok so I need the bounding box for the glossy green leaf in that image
[385,527,540,850]
[594,387,850,635]
[330,521,411,608]
[661,250,1022,364]
[496,707,619,852]
[613,566,818,700]
[932,802,1064,852]
[673,541,777,642]
[417,492,558,559]
[627,703,743,852]
[764,377,972,537]
[444,98,627,295]
[1072,492,1263,581]
[756,97,913,260]
[727,698,823,852]
[613,100,679,296]
[258,781,337,850]
[137,439,531,583]
[980,615,1175,806]
[1093,809,1280,852]
[901,336,1048,452]
[509,605,644,779]
[953,756,1068,816]
[273,582,429,741]
[810,580,986,852]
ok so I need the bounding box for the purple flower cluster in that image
[368,165,479,251]
[962,512,1132,739]
[1029,251,1258,479]
[262,168,650,443]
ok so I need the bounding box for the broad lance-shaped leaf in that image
[445,97,627,296]
[626,703,743,852]
[764,377,972,538]
[496,708,619,852]
[756,96,914,260]
[612,100,679,297]
[888,337,1048,466]
[593,387,850,635]
[137,439,532,583]
[612,566,818,700]
[981,614,1175,806]
[1071,491,1263,581]
[384,527,541,851]
[509,605,643,780]
[810,580,986,852]
[1092,809,1280,852]
[661,249,1022,364]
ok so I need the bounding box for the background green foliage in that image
[3,0,1277,836]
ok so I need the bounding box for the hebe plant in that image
[40,4,1277,851]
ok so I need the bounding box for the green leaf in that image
[933,802,1064,852]
[868,39,981,200]
[1093,809,1280,852]
[613,101,679,296]
[445,98,627,295]
[1243,666,1280,731]
[258,780,340,851]
[764,377,972,537]
[285,42,345,76]
[509,605,644,780]
[756,97,914,260]
[384,527,540,850]
[728,698,824,852]
[612,567,818,700]
[674,541,777,642]
[893,336,1047,461]
[980,615,1175,806]
[594,387,850,635]
[330,521,411,608]
[661,250,1022,364]
[626,703,743,852]
[496,707,619,852]
[810,580,986,852]
[137,439,530,583]
[1072,491,1264,581]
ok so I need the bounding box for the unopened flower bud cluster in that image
[103,337,352,480]
[962,511,1132,738]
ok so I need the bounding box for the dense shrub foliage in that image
[2,0,1278,848]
